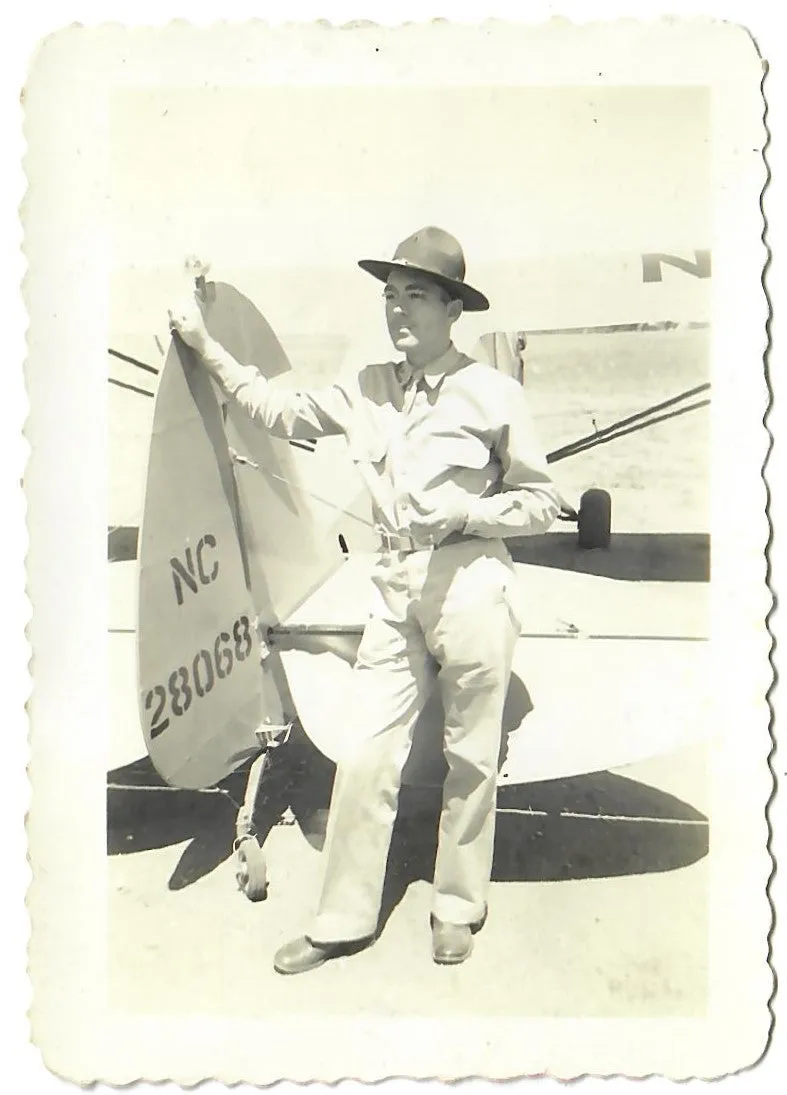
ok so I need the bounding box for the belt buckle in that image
[379,530,415,553]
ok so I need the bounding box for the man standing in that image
[169,227,560,972]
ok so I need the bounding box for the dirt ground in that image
[522,328,710,533]
[108,739,709,1019]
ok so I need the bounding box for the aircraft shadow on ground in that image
[107,724,708,901]
[508,531,710,582]
[109,526,710,583]
[107,753,302,892]
[376,776,708,934]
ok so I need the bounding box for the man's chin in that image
[392,332,418,351]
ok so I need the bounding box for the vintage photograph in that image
[25,18,771,1084]
[108,82,714,1005]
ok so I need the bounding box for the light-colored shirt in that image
[207,342,560,541]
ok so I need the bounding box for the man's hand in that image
[168,290,211,357]
[405,497,468,545]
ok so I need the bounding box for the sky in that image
[110,85,710,265]
[109,85,711,348]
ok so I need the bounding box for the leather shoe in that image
[432,919,473,965]
[273,935,368,975]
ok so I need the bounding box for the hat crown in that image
[392,226,467,283]
[357,226,489,311]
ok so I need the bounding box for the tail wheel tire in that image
[236,839,269,902]
[577,489,612,549]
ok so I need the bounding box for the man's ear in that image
[447,298,464,324]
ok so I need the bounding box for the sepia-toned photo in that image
[24,18,772,1084]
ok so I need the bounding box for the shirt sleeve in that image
[464,381,561,538]
[204,340,352,441]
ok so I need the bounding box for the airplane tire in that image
[236,839,268,902]
[577,488,612,549]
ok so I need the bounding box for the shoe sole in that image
[433,939,473,966]
[274,957,331,975]
[433,954,472,965]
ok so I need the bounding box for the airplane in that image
[107,250,712,901]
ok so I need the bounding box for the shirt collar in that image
[396,343,463,391]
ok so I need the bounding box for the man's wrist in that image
[199,338,257,393]
[199,336,228,372]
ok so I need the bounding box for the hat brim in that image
[358,259,490,313]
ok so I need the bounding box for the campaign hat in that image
[358,226,490,312]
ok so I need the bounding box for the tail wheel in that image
[577,489,612,549]
[236,838,269,902]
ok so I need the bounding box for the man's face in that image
[383,270,461,362]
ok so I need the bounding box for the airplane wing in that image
[272,551,711,786]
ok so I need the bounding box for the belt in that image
[377,529,477,553]
[378,531,422,553]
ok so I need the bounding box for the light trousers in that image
[309,538,521,943]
